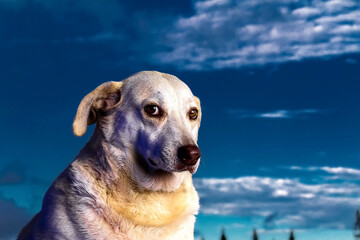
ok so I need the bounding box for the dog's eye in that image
[189,109,198,120]
[144,105,161,116]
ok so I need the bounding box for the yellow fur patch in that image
[105,173,197,227]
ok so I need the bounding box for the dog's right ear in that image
[73,81,123,137]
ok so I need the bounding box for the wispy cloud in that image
[0,161,53,239]
[0,161,27,185]
[155,0,360,69]
[289,165,360,180]
[346,58,358,64]
[0,197,31,240]
[194,175,360,229]
[227,109,320,119]
[2,0,359,70]
[321,166,360,175]
[51,32,125,44]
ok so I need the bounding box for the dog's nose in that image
[177,145,201,166]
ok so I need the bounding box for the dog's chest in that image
[83,211,196,240]
[125,214,196,240]
[105,174,199,227]
[72,163,199,239]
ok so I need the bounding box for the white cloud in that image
[324,0,357,13]
[321,166,360,175]
[3,0,359,70]
[194,175,360,229]
[273,189,289,197]
[195,0,229,10]
[258,110,290,119]
[316,10,360,24]
[155,0,360,69]
[288,165,360,180]
[227,109,320,119]
[331,24,360,34]
[292,7,321,18]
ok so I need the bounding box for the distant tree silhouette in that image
[220,228,227,240]
[354,209,360,239]
[289,229,295,240]
[252,229,259,240]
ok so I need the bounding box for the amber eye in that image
[144,105,161,116]
[189,109,198,120]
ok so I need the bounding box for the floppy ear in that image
[73,81,123,137]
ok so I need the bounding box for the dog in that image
[17,71,202,240]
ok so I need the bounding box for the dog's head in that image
[73,71,201,192]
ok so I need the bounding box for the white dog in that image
[18,71,202,240]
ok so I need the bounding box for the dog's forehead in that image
[122,71,194,102]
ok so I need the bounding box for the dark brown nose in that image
[177,145,201,166]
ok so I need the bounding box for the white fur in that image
[17,71,202,240]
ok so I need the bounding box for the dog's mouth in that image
[148,158,158,168]
[175,164,197,174]
[135,151,168,175]
[135,151,197,175]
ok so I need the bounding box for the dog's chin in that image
[174,164,199,174]
[132,152,192,192]
[144,157,198,175]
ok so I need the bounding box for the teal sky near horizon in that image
[1,0,360,239]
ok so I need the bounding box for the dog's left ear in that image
[73,81,123,137]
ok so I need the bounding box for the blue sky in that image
[0,0,360,239]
